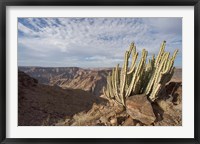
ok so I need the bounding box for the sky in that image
[18,17,182,68]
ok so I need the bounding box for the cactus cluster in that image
[103,41,178,106]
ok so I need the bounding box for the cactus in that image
[103,41,178,106]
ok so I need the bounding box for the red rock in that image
[126,94,156,125]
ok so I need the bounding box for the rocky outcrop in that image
[126,94,156,125]
[154,83,182,126]
[66,82,182,126]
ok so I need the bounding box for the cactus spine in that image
[103,41,178,106]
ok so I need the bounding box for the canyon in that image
[18,67,182,126]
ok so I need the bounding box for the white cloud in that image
[18,18,182,67]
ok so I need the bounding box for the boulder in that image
[126,94,156,125]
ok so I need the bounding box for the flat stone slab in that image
[126,94,156,125]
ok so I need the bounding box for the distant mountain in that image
[18,66,182,97]
[19,67,111,96]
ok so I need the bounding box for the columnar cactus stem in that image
[146,49,178,101]
[113,64,121,103]
[155,41,166,66]
[107,73,114,99]
[119,51,129,106]
[127,44,138,75]
[103,41,178,106]
[125,49,147,97]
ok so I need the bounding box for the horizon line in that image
[18,65,183,68]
